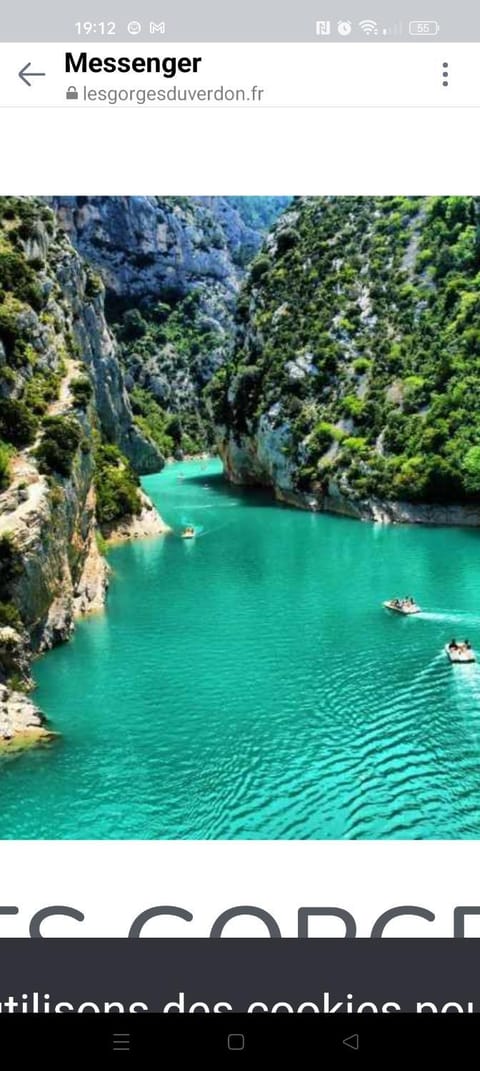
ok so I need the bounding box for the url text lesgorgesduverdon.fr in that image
[76,84,265,104]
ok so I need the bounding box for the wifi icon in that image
[359,19,379,35]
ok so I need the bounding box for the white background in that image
[2,107,480,195]
[1,842,480,937]
[1,44,480,937]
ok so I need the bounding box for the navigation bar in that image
[2,44,477,109]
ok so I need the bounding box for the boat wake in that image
[411,650,446,685]
[418,609,480,626]
[179,518,236,539]
[448,662,480,720]
[196,521,234,538]
[177,502,239,510]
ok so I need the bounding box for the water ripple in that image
[0,457,478,839]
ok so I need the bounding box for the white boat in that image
[445,643,476,664]
[383,599,421,616]
[181,527,196,540]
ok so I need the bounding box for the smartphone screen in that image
[0,0,479,1059]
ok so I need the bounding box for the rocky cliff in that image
[50,196,251,300]
[0,197,167,745]
[0,195,290,746]
[215,196,480,522]
[48,197,290,456]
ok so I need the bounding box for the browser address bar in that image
[0,44,478,107]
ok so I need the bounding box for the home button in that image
[228,1033,245,1051]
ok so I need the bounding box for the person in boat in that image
[449,639,458,650]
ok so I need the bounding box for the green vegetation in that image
[352,357,372,375]
[122,308,148,341]
[227,197,292,232]
[250,255,271,284]
[0,196,54,238]
[0,442,11,491]
[35,416,83,478]
[0,298,36,368]
[0,251,43,312]
[218,196,480,505]
[0,197,70,462]
[0,533,23,595]
[84,267,104,300]
[0,399,38,447]
[0,602,22,629]
[95,443,142,527]
[0,537,24,659]
[130,387,176,456]
[70,376,93,409]
[95,530,109,555]
[114,291,221,454]
[463,446,480,494]
[23,370,62,415]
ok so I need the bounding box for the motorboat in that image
[181,526,196,539]
[445,641,476,664]
[383,598,421,615]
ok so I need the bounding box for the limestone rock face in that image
[49,196,258,302]
[1,438,109,653]
[323,484,480,526]
[0,683,51,746]
[73,529,110,615]
[46,197,290,451]
[0,198,170,745]
[50,216,163,474]
[0,628,32,688]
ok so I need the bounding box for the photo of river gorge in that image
[1,195,480,838]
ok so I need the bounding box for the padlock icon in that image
[66,86,78,101]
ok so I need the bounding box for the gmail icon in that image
[150,21,166,34]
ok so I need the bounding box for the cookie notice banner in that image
[0,938,479,1013]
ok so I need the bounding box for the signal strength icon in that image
[359,19,379,36]
[382,22,402,37]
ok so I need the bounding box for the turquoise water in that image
[2,457,480,838]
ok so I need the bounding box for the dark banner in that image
[0,938,478,1013]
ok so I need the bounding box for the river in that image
[1,457,480,838]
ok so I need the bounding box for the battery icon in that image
[409,20,440,35]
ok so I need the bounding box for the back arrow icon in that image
[342,1034,360,1051]
[19,62,46,87]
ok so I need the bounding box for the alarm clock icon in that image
[337,20,352,36]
